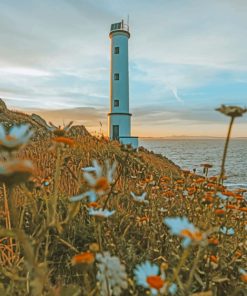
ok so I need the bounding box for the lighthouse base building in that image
[108,20,138,149]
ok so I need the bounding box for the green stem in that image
[171,246,191,293]
[185,246,204,294]
[219,116,234,184]
[97,221,103,252]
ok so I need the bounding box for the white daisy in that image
[96,252,128,296]
[130,192,149,204]
[70,160,117,203]
[88,208,115,218]
[134,261,165,295]
[164,216,203,248]
[0,124,33,152]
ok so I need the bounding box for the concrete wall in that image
[120,137,139,149]
[108,114,131,138]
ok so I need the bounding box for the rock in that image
[0,99,7,112]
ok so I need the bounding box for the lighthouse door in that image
[113,125,119,140]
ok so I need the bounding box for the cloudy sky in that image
[0,0,247,137]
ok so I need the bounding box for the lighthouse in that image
[108,20,138,148]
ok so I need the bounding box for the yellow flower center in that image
[146,275,164,290]
[71,252,95,265]
[180,229,202,241]
[94,177,110,192]
[5,135,16,142]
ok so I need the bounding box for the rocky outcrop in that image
[0,99,7,112]
[0,98,91,139]
[31,113,51,129]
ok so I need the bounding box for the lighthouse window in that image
[114,47,119,54]
[114,73,119,80]
[114,100,119,107]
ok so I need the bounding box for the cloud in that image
[0,0,247,136]
[22,106,107,130]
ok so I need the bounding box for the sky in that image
[0,0,247,137]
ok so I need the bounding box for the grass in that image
[0,106,246,296]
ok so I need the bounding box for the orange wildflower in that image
[208,238,219,245]
[240,274,247,283]
[238,207,247,213]
[136,216,150,226]
[214,209,225,216]
[164,190,175,198]
[222,190,235,197]
[204,193,214,203]
[71,252,95,265]
[146,275,164,290]
[206,182,217,188]
[52,137,75,147]
[235,195,244,201]
[210,255,218,264]
[187,187,196,195]
[161,176,170,182]
[195,178,205,184]
[226,205,237,210]
[209,176,218,182]
[234,251,242,258]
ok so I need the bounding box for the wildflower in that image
[71,252,95,266]
[96,252,128,296]
[203,193,214,204]
[161,176,171,182]
[216,105,247,118]
[226,204,237,210]
[164,216,203,248]
[195,177,205,184]
[87,202,100,208]
[48,121,73,136]
[238,207,247,212]
[52,136,75,147]
[210,255,218,264]
[0,124,33,152]
[239,268,247,283]
[220,226,234,236]
[88,208,115,218]
[201,163,213,168]
[134,261,165,295]
[130,192,149,204]
[136,215,150,226]
[89,243,100,253]
[159,207,167,213]
[70,160,117,203]
[168,283,178,295]
[0,160,34,185]
[234,251,242,258]
[214,209,226,216]
[216,192,229,201]
[187,187,196,195]
[208,237,219,245]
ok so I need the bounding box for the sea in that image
[139,138,247,189]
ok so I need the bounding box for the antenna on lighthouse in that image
[127,14,129,30]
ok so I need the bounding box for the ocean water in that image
[139,138,247,188]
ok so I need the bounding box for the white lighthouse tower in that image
[108,20,138,148]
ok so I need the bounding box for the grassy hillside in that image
[0,100,246,296]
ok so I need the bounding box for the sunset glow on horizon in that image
[0,0,247,137]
